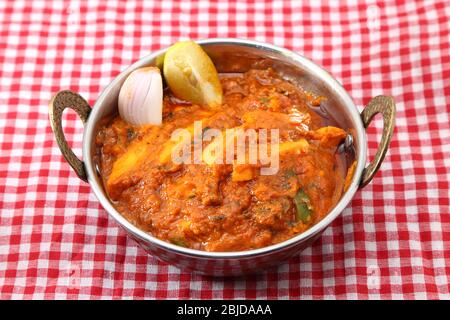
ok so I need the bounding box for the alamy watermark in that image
[366,4,381,31]
[170,121,281,175]
[67,263,81,290]
[367,265,381,291]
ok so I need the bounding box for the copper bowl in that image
[49,38,395,276]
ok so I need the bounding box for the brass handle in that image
[359,95,396,188]
[49,90,91,182]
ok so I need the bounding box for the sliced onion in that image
[118,67,163,126]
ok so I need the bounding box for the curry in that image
[96,68,351,252]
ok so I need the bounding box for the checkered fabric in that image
[0,0,449,299]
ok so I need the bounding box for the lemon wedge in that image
[163,41,223,109]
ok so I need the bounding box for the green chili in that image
[294,189,312,223]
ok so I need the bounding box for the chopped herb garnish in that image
[188,193,196,199]
[210,214,226,221]
[284,168,297,178]
[260,97,270,106]
[166,112,174,119]
[126,128,136,141]
[281,181,291,190]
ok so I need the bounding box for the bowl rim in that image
[83,38,367,258]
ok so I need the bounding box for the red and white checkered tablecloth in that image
[0,0,449,300]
